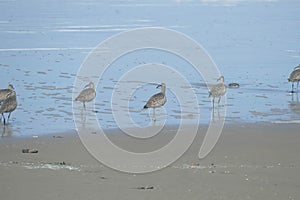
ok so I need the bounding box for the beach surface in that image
[0,123,299,200]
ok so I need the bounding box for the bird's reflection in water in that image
[80,108,87,127]
[212,106,220,122]
[289,93,300,115]
[211,106,226,122]
[1,124,13,137]
[74,106,99,132]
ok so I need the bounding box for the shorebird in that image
[288,64,300,93]
[143,83,167,121]
[0,84,14,102]
[75,82,96,109]
[0,90,17,125]
[209,76,227,107]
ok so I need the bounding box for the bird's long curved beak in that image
[156,84,162,89]
[6,91,13,98]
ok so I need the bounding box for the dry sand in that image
[0,123,299,200]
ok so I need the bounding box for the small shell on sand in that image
[22,149,38,153]
[52,135,64,138]
[132,186,155,190]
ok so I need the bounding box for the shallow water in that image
[0,0,300,137]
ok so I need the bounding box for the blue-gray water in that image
[0,0,299,137]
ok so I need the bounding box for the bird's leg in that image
[2,113,6,125]
[7,112,11,123]
[297,81,299,93]
[83,102,86,110]
[218,97,221,104]
[291,82,294,93]
[212,98,215,109]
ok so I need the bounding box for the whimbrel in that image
[0,84,14,102]
[75,82,96,109]
[288,64,300,93]
[144,83,167,121]
[209,76,227,107]
[0,90,17,125]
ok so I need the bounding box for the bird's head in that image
[85,82,94,89]
[8,84,14,90]
[217,76,225,83]
[156,83,166,89]
[294,64,300,70]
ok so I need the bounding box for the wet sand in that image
[0,123,299,200]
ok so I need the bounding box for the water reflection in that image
[74,106,98,130]
[1,124,13,137]
[199,104,225,159]
[212,106,220,122]
[211,104,227,122]
[0,0,299,137]
[289,93,300,115]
